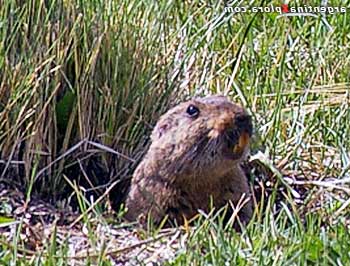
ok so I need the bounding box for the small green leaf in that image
[0,216,17,227]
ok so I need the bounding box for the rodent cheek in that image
[208,129,220,139]
[206,119,219,139]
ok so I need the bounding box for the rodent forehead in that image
[195,95,234,106]
[191,97,246,117]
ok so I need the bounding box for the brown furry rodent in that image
[124,95,253,226]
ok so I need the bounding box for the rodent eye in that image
[186,104,200,118]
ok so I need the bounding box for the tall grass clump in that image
[0,0,193,201]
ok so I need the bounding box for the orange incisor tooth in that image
[233,132,250,153]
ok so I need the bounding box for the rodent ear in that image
[151,121,170,140]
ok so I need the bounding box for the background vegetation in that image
[0,0,349,264]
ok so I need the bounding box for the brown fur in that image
[124,95,253,226]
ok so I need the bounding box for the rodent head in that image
[147,95,253,178]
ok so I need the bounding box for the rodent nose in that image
[235,114,253,137]
[220,114,251,158]
[230,114,252,155]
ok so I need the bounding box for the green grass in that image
[0,0,350,265]
[172,209,350,265]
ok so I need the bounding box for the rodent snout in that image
[207,113,234,139]
[207,112,252,160]
[207,113,252,139]
[234,114,253,137]
[230,114,252,158]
